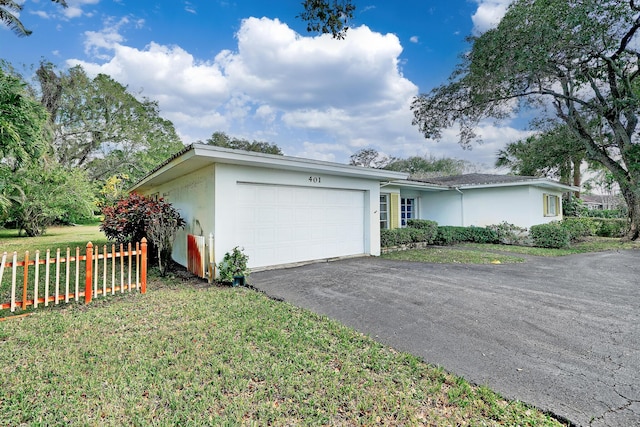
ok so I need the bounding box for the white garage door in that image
[234,184,365,268]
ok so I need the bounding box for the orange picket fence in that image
[0,239,147,313]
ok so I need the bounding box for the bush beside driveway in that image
[252,251,640,427]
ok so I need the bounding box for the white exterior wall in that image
[139,165,215,267]
[418,191,464,226]
[214,163,380,269]
[411,186,564,228]
[461,186,563,228]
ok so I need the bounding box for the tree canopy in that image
[0,0,67,37]
[496,124,585,190]
[204,131,283,155]
[0,67,48,169]
[37,63,184,183]
[349,148,473,178]
[298,0,355,39]
[411,0,640,239]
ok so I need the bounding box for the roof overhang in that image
[131,144,409,193]
[387,180,448,192]
[390,178,578,193]
[455,179,578,192]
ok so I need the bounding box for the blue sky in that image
[1,0,524,169]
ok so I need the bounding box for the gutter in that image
[454,187,464,226]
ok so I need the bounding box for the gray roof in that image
[410,173,546,186]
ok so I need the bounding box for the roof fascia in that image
[189,144,409,180]
[457,180,578,192]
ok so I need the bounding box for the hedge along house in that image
[381,174,577,230]
[130,144,408,271]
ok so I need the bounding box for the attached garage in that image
[131,144,408,271]
[234,184,365,268]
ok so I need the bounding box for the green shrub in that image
[380,229,397,247]
[530,222,570,248]
[583,208,627,219]
[394,228,414,245]
[406,219,438,243]
[595,218,629,237]
[380,224,439,248]
[562,197,587,217]
[561,217,597,241]
[433,226,498,246]
[486,222,529,245]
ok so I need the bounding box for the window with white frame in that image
[380,194,389,229]
[401,198,415,226]
[544,194,560,217]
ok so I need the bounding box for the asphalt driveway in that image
[251,250,639,427]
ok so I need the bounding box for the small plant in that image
[218,247,250,285]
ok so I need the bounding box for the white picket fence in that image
[0,239,147,313]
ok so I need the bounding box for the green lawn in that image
[382,247,526,264]
[382,237,639,264]
[0,279,564,426]
[462,237,640,256]
[0,225,109,258]
[0,226,566,425]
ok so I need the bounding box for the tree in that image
[4,162,95,236]
[36,64,184,182]
[101,194,185,276]
[496,124,585,192]
[0,66,48,169]
[349,148,393,168]
[204,131,283,155]
[298,0,356,39]
[0,0,67,37]
[411,0,640,240]
[385,155,471,179]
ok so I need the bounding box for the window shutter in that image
[543,194,548,216]
[390,193,400,229]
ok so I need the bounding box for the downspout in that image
[454,187,464,226]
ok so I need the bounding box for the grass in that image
[382,247,525,264]
[382,237,639,264]
[0,226,566,425]
[462,236,640,257]
[0,225,109,258]
[0,226,126,314]
[0,278,565,426]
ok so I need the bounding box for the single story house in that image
[384,173,575,230]
[131,144,576,271]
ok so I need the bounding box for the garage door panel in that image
[234,184,365,268]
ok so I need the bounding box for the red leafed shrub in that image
[101,193,186,275]
[101,193,154,245]
[100,193,185,244]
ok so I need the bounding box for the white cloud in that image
[410,36,419,43]
[184,1,196,14]
[471,0,512,34]
[63,0,100,19]
[67,15,526,169]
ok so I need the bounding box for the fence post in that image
[85,242,93,304]
[140,238,147,294]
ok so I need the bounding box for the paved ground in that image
[251,250,639,427]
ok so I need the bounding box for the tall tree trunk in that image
[572,158,581,198]
[620,186,640,241]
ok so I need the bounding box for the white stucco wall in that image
[418,191,464,226]
[139,165,215,267]
[405,185,564,229]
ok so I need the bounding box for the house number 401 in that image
[308,176,321,183]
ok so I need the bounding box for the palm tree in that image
[0,0,67,37]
